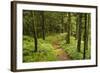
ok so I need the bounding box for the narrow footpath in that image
[52,40,70,60]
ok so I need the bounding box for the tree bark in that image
[31,11,38,52]
[66,13,71,44]
[61,13,64,33]
[75,14,79,39]
[41,11,45,40]
[83,13,88,59]
[77,13,82,52]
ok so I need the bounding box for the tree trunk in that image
[31,11,38,52]
[77,13,82,52]
[87,14,90,50]
[41,11,45,40]
[83,13,88,59]
[61,13,64,33]
[75,14,79,39]
[66,12,71,44]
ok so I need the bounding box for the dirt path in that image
[52,40,70,60]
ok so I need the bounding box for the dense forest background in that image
[23,10,91,62]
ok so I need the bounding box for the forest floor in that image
[52,40,70,60]
[23,33,91,62]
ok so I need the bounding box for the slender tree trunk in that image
[83,13,88,59]
[75,14,79,39]
[41,11,45,40]
[70,13,72,36]
[87,14,90,50]
[30,11,38,52]
[66,12,71,44]
[61,13,64,33]
[77,13,82,52]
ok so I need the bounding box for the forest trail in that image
[52,40,70,60]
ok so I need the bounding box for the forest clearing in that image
[23,10,91,62]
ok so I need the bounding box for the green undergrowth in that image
[23,33,91,62]
[23,36,58,62]
[59,33,91,60]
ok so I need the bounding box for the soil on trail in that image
[52,40,70,60]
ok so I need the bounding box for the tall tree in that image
[66,12,71,44]
[61,13,64,33]
[30,11,38,52]
[87,13,90,50]
[75,13,79,39]
[83,13,88,59]
[40,11,45,40]
[77,13,82,52]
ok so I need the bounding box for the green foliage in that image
[23,10,91,62]
[23,36,58,62]
[23,33,91,62]
[59,34,91,60]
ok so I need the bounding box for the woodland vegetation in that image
[23,10,91,62]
